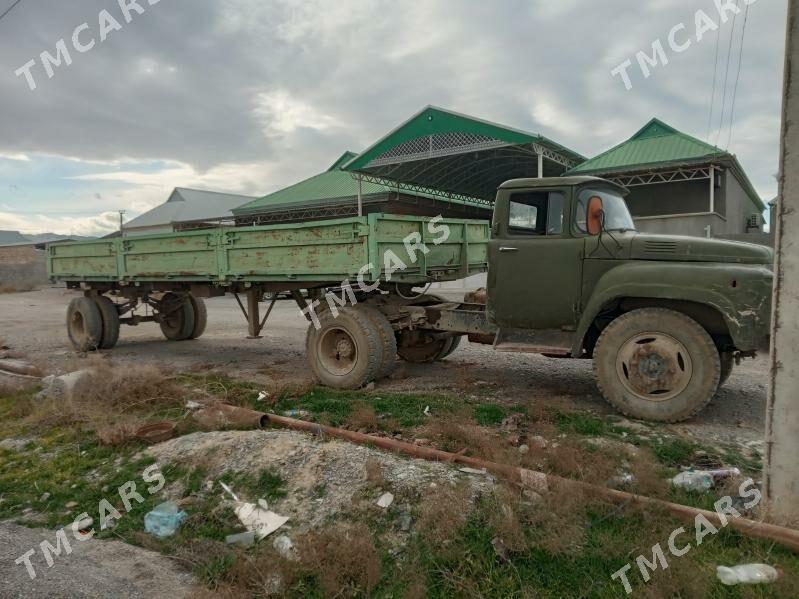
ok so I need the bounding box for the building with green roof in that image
[233,150,493,225]
[566,119,766,240]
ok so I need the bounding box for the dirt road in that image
[0,287,768,447]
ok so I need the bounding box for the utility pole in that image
[764,3,799,525]
[118,210,126,237]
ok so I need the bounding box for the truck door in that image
[487,188,583,330]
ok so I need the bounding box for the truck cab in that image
[485,176,773,421]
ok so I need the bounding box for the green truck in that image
[49,176,773,422]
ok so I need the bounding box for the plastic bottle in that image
[671,468,742,492]
[716,564,782,586]
[671,471,714,492]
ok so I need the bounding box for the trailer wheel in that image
[718,352,734,389]
[396,330,449,363]
[94,295,121,349]
[188,295,208,339]
[66,297,103,352]
[306,307,382,389]
[159,293,196,341]
[354,305,397,379]
[594,308,720,423]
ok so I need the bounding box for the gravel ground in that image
[145,429,494,530]
[0,286,769,449]
[0,522,196,599]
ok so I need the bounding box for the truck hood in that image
[629,233,773,265]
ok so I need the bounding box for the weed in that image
[554,411,607,436]
[298,522,382,597]
[651,437,696,467]
[473,403,506,426]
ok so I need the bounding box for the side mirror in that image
[587,196,604,236]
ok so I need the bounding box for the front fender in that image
[573,261,773,356]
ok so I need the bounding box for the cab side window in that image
[508,191,565,236]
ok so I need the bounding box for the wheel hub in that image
[318,327,358,376]
[616,332,693,402]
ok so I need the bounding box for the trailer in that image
[50,177,774,422]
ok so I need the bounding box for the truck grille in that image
[643,240,678,255]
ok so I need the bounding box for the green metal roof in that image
[232,151,486,216]
[342,106,586,203]
[568,119,722,174]
[567,119,765,212]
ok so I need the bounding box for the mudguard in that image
[573,261,773,356]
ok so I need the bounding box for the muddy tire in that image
[438,334,463,360]
[593,308,720,423]
[159,292,196,341]
[94,295,121,349]
[396,330,449,363]
[718,352,735,389]
[306,307,383,389]
[66,297,103,352]
[188,295,208,339]
[355,305,397,379]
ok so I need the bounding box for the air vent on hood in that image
[643,240,678,255]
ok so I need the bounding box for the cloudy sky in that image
[0,0,788,236]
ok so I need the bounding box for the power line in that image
[706,21,722,142]
[725,1,751,150]
[0,0,23,23]
[714,0,742,148]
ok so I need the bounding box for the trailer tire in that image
[159,293,196,341]
[94,295,121,349]
[593,308,720,423]
[354,305,397,379]
[306,307,383,389]
[188,295,208,339]
[66,297,104,352]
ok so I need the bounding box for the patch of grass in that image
[218,467,288,503]
[0,429,162,532]
[473,403,506,426]
[651,437,697,467]
[555,411,608,436]
[271,387,459,428]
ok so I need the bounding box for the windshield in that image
[574,188,636,233]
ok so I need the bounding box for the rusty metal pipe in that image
[215,405,799,553]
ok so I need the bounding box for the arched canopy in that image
[344,106,585,205]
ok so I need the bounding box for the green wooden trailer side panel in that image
[48,214,490,285]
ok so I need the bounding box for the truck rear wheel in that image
[94,295,121,349]
[66,297,103,352]
[306,307,383,389]
[593,308,720,423]
[188,295,208,339]
[159,293,196,341]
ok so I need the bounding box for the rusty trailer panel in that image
[47,213,490,285]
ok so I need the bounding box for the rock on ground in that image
[0,522,196,599]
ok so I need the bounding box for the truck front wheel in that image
[593,308,720,423]
[306,307,383,389]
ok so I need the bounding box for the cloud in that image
[0,0,787,235]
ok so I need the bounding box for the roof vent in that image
[643,240,678,255]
